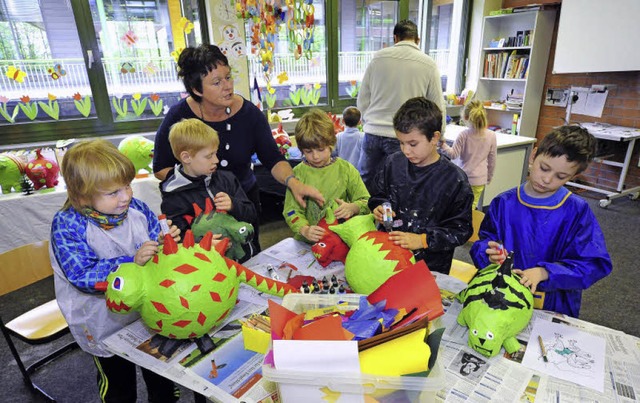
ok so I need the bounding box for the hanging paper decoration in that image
[179,16,194,34]
[171,48,184,63]
[251,77,263,111]
[6,66,27,83]
[236,0,316,93]
[121,30,138,46]
[277,71,289,84]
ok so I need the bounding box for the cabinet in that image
[475,9,556,137]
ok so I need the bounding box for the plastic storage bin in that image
[262,293,446,402]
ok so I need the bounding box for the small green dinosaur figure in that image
[190,198,254,261]
[457,253,533,357]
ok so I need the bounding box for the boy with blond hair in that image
[50,139,181,402]
[283,109,370,243]
[159,118,256,255]
[470,125,612,318]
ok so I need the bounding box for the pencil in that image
[538,335,548,362]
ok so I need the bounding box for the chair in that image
[449,209,486,283]
[0,241,77,402]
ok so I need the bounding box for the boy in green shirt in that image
[283,109,370,243]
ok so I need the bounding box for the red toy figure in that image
[311,216,349,267]
[271,123,292,159]
[25,149,60,190]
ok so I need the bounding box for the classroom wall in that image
[504,0,640,192]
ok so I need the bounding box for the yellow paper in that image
[359,328,430,376]
[242,324,271,354]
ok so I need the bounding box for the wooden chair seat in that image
[450,259,478,284]
[6,300,68,342]
[1,240,77,402]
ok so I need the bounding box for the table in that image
[566,122,640,208]
[444,124,536,208]
[102,238,640,402]
[0,176,162,254]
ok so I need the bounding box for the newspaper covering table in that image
[103,238,640,402]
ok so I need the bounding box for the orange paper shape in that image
[293,315,354,341]
[268,299,303,339]
[367,260,444,324]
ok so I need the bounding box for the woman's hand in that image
[389,231,423,250]
[213,192,233,212]
[334,198,359,220]
[300,225,326,243]
[513,267,548,294]
[135,241,159,266]
[289,178,325,209]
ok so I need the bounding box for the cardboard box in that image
[262,294,446,402]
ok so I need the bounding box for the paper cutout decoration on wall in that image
[38,93,60,120]
[48,64,66,80]
[457,253,534,357]
[121,30,138,46]
[18,96,38,120]
[73,92,92,117]
[120,62,136,74]
[6,66,27,83]
[99,232,297,340]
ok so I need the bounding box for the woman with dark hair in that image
[153,44,324,252]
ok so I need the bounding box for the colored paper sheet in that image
[359,328,430,376]
[293,315,354,341]
[268,299,301,339]
[367,260,444,324]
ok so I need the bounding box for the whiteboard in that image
[553,0,640,74]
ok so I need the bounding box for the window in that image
[242,0,468,118]
[0,0,206,144]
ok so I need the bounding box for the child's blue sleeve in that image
[470,203,500,269]
[51,210,134,294]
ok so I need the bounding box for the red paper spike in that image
[205,198,215,214]
[215,238,230,255]
[163,234,178,255]
[184,214,193,225]
[183,230,195,248]
[199,231,213,251]
[192,202,203,217]
[95,281,108,292]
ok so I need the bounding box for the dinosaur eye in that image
[486,331,494,340]
[112,276,124,291]
[318,242,326,248]
[239,226,247,234]
[471,329,478,336]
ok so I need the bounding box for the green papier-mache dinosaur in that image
[98,230,296,340]
[189,198,254,261]
[457,252,533,357]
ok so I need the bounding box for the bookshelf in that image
[475,9,556,137]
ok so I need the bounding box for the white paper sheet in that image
[521,319,606,393]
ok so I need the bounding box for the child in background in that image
[369,97,473,274]
[470,125,612,318]
[335,106,365,171]
[160,118,257,260]
[440,100,497,209]
[50,139,181,403]
[284,108,370,243]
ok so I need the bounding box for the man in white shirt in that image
[357,20,446,189]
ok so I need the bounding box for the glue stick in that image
[382,202,393,232]
[158,214,171,235]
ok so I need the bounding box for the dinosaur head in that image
[463,308,510,357]
[104,261,145,313]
